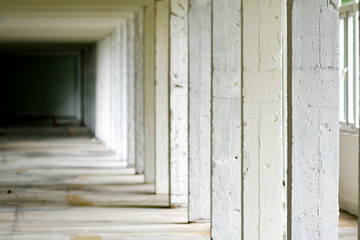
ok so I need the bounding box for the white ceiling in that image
[0,2,143,44]
[0,18,124,43]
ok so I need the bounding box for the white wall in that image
[339,132,359,215]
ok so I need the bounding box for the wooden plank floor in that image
[339,210,358,240]
[0,126,210,240]
[0,125,357,239]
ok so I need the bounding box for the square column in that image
[155,0,170,195]
[169,0,189,207]
[127,15,136,168]
[242,1,283,239]
[135,9,145,174]
[144,4,156,183]
[188,0,211,222]
[287,0,339,239]
[211,0,242,238]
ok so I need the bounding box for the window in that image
[339,0,359,132]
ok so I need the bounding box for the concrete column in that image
[119,20,128,160]
[155,0,170,195]
[135,9,145,174]
[287,1,339,239]
[242,1,283,239]
[82,45,96,132]
[211,0,241,238]
[95,34,112,145]
[188,0,211,222]
[127,15,136,168]
[169,0,188,207]
[144,4,156,183]
[109,27,121,155]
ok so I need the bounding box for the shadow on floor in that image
[0,125,210,240]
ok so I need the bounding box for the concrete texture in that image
[287,0,339,239]
[155,0,170,195]
[211,0,242,238]
[169,0,189,207]
[188,0,211,223]
[119,20,128,159]
[127,15,136,168]
[242,0,283,239]
[144,4,156,184]
[134,9,145,175]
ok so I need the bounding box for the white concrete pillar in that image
[95,35,112,145]
[135,9,145,174]
[169,0,188,207]
[119,20,128,160]
[242,1,283,239]
[144,4,156,183]
[211,0,242,238]
[109,27,121,155]
[188,0,211,222]
[155,0,170,195]
[127,15,136,168]
[287,1,339,239]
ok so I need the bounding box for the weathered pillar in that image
[287,0,339,239]
[155,0,170,195]
[242,0,283,239]
[144,3,156,183]
[169,0,189,207]
[211,0,242,238]
[127,15,136,168]
[188,0,211,222]
[135,9,145,174]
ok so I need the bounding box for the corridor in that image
[0,0,355,239]
[0,123,209,240]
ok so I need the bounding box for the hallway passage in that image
[0,124,210,240]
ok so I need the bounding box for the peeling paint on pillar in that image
[135,9,145,174]
[188,0,211,222]
[211,0,242,238]
[169,0,189,207]
[242,0,283,239]
[287,0,339,239]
